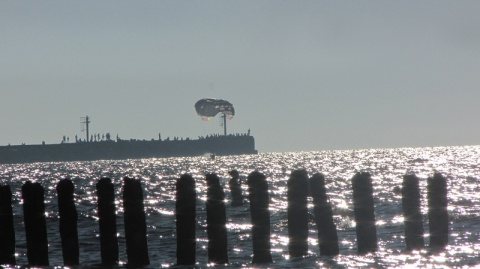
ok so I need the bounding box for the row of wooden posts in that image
[0,171,448,267]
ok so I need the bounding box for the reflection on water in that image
[1,145,479,267]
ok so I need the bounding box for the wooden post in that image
[176,174,197,265]
[402,174,424,250]
[310,173,339,256]
[247,171,272,264]
[205,173,228,264]
[351,172,378,254]
[228,169,244,206]
[22,181,49,266]
[427,172,448,251]
[96,178,119,266]
[287,169,309,258]
[57,179,80,265]
[0,185,16,265]
[123,177,150,266]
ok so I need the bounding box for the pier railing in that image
[0,170,449,266]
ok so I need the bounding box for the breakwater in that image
[0,170,449,267]
[0,134,257,164]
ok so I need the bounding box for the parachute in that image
[195,98,235,121]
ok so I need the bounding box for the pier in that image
[0,134,257,164]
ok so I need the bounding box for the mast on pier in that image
[81,116,91,142]
[222,114,227,136]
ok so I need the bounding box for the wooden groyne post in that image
[205,173,228,264]
[351,172,378,254]
[310,173,339,256]
[402,174,424,250]
[247,171,272,264]
[176,174,197,265]
[22,181,49,266]
[287,169,309,258]
[0,169,456,266]
[57,179,80,266]
[123,177,150,266]
[96,178,119,266]
[0,185,16,265]
[427,172,448,251]
[228,169,244,206]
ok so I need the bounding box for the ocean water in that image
[1,145,479,268]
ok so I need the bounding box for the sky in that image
[1,1,480,153]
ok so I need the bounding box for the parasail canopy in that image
[195,98,235,120]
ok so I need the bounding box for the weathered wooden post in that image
[176,174,197,265]
[96,178,119,266]
[205,173,228,264]
[22,181,49,266]
[351,172,378,254]
[427,172,448,251]
[57,179,79,266]
[287,169,309,258]
[228,169,244,206]
[402,174,424,250]
[0,185,15,265]
[123,177,150,266]
[310,173,339,256]
[247,171,272,264]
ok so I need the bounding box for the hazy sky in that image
[1,1,480,153]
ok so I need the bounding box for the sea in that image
[1,145,479,268]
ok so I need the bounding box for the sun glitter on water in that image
[0,145,479,267]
